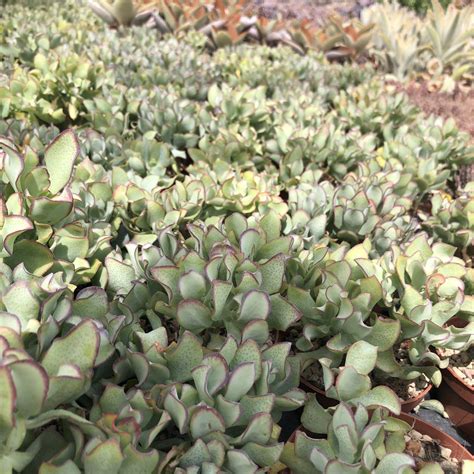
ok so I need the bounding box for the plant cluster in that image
[361,0,474,87]
[397,0,451,14]
[85,0,474,87]
[0,0,473,472]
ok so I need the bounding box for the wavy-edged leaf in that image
[44,129,79,195]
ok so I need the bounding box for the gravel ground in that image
[244,0,372,25]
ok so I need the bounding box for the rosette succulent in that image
[421,185,474,262]
[89,0,154,28]
[109,330,305,471]
[1,131,113,285]
[105,212,302,345]
[285,170,334,246]
[282,401,415,474]
[1,53,108,125]
[330,168,414,253]
[1,3,474,472]
[357,235,474,386]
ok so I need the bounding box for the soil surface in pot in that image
[405,429,462,473]
[373,343,430,400]
[440,346,473,388]
[372,374,430,401]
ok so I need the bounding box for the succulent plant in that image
[287,244,401,366]
[328,167,416,254]
[89,0,154,28]
[284,170,334,246]
[333,81,419,137]
[109,330,304,471]
[0,307,109,472]
[136,89,200,151]
[314,15,374,62]
[275,124,377,183]
[2,3,474,472]
[189,161,287,217]
[282,401,414,473]
[358,235,474,386]
[361,0,474,81]
[1,52,109,125]
[108,212,302,344]
[361,1,423,79]
[0,130,115,285]
[421,184,474,262]
[422,0,474,73]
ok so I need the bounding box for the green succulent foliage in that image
[284,157,419,253]
[359,235,474,385]
[1,1,474,471]
[422,0,474,71]
[0,131,114,286]
[0,306,107,472]
[282,400,414,474]
[111,160,287,238]
[286,241,399,356]
[109,330,304,472]
[362,0,473,79]
[330,169,414,251]
[333,81,419,137]
[0,53,109,125]
[361,1,424,79]
[421,184,474,258]
[106,212,302,343]
[188,161,288,217]
[285,170,334,246]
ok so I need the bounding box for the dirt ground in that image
[244,0,370,25]
[403,82,474,138]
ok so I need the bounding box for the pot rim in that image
[287,412,473,466]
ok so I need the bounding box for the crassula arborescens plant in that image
[282,400,416,474]
[104,211,302,346]
[1,130,114,286]
[1,1,474,470]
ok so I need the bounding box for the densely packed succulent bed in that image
[0,0,473,473]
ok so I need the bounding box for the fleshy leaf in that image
[224,363,256,401]
[165,331,203,382]
[374,453,415,473]
[301,395,332,434]
[41,320,100,376]
[83,438,124,474]
[177,300,213,334]
[10,360,48,417]
[1,215,33,255]
[190,406,225,439]
[345,341,378,375]
[351,386,401,415]
[44,130,80,194]
[259,254,286,294]
[0,367,15,440]
[268,295,301,331]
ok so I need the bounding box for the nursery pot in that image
[301,376,432,413]
[436,317,473,439]
[397,412,474,461]
[286,414,472,473]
